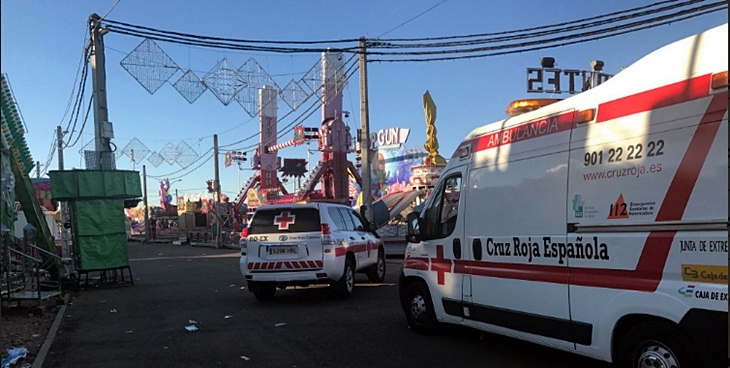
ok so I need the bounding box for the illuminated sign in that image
[526,68,614,94]
[369,127,410,150]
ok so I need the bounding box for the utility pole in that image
[358,37,373,223]
[213,135,221,248]
[57,126,70,259]
[89,13,114,170]
[36,161,41,178]
[142,165,150,243]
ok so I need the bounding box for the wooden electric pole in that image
[213,135,221,248]
[358,37,373,223]
[142,165,150,243]
[57,126,70,258]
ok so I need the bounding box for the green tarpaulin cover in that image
[49,170,142,200]
[71,199,129,270]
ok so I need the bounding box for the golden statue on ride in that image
[422,91,447,165]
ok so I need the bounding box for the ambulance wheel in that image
[251,282,276,301]
[366,249,386,283]
[332,258,355,299]
[617,321,701,368]
[404,281,439,334]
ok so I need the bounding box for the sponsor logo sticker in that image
[677,285,695,298]
[681,264,728,284]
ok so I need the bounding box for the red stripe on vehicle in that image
[267,262,276,270]
[452,111,574,158]
[252,262,260,270]
[275,262,283,269]
[284,261,293,269]
[298,261,308,268]
[455,260,568,284]
[403,257,429,271]
[307,260,317,268]
[248,263,254,270]
[315,260,323,267]
[334,247,347,257]
[596,74,711,123]
[655,91,728,221]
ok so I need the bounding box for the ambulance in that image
[399,23,728,368]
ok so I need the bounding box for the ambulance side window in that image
[421,175,462,240]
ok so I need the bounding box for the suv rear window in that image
[249,208,321,234]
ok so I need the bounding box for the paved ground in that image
[44,242,612,368]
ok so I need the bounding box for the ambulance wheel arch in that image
[589,289,691,361]
[614,319,701,368]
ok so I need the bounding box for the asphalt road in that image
[44,242,613,368]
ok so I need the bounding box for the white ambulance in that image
[240,203,385,300]
[399,23,728,368]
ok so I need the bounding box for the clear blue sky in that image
[2,0,726,203]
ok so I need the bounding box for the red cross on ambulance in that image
[273,211,296,230]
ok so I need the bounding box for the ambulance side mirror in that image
[405,212,422,243]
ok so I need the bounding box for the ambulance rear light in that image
[574,108,596,125]
[711,71,728,89]
[241,227,249,238]
[321,224,331,235]
[505,98,561,117]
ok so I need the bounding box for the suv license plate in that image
[268,246,298,255]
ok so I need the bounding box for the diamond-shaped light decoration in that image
[234,58,280,117]
[202,58,247,106]
[120,38,180,95]
[121,138,150,165]
[300,58,323,97]
[175,141,199,169]
[147,151,164,168]
[78,139,94,157]
[279,79,308,111]
[159,142,181,165]
[173,70,207,104]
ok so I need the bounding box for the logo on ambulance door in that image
[677,285,695,298]
[572,195,584,218]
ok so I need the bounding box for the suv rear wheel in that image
[366,249,386,283]
[332,258,355,299]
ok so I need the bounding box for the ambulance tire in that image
[404,281,440,335]
[617,320,701,368]
[366,249,386,283]
[332,257,355,299]
[251,282,276,301]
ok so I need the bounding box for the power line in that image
[377,0,448,38]
[366,2,726,56]
[104,24,359,54]
[63,57,90,147]
[370,5,726,62]
[375,0,683,42]
[369,0,703,49]
[65,95,94,148]
[58,33,90,131]
[102,18,360,45]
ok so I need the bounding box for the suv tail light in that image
[321,224,331,235]
[241,227,249,238]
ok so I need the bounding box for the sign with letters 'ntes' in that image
[527,68,614,94]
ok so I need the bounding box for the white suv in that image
[239,203,385,301]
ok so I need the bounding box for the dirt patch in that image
[1,304,61,366]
